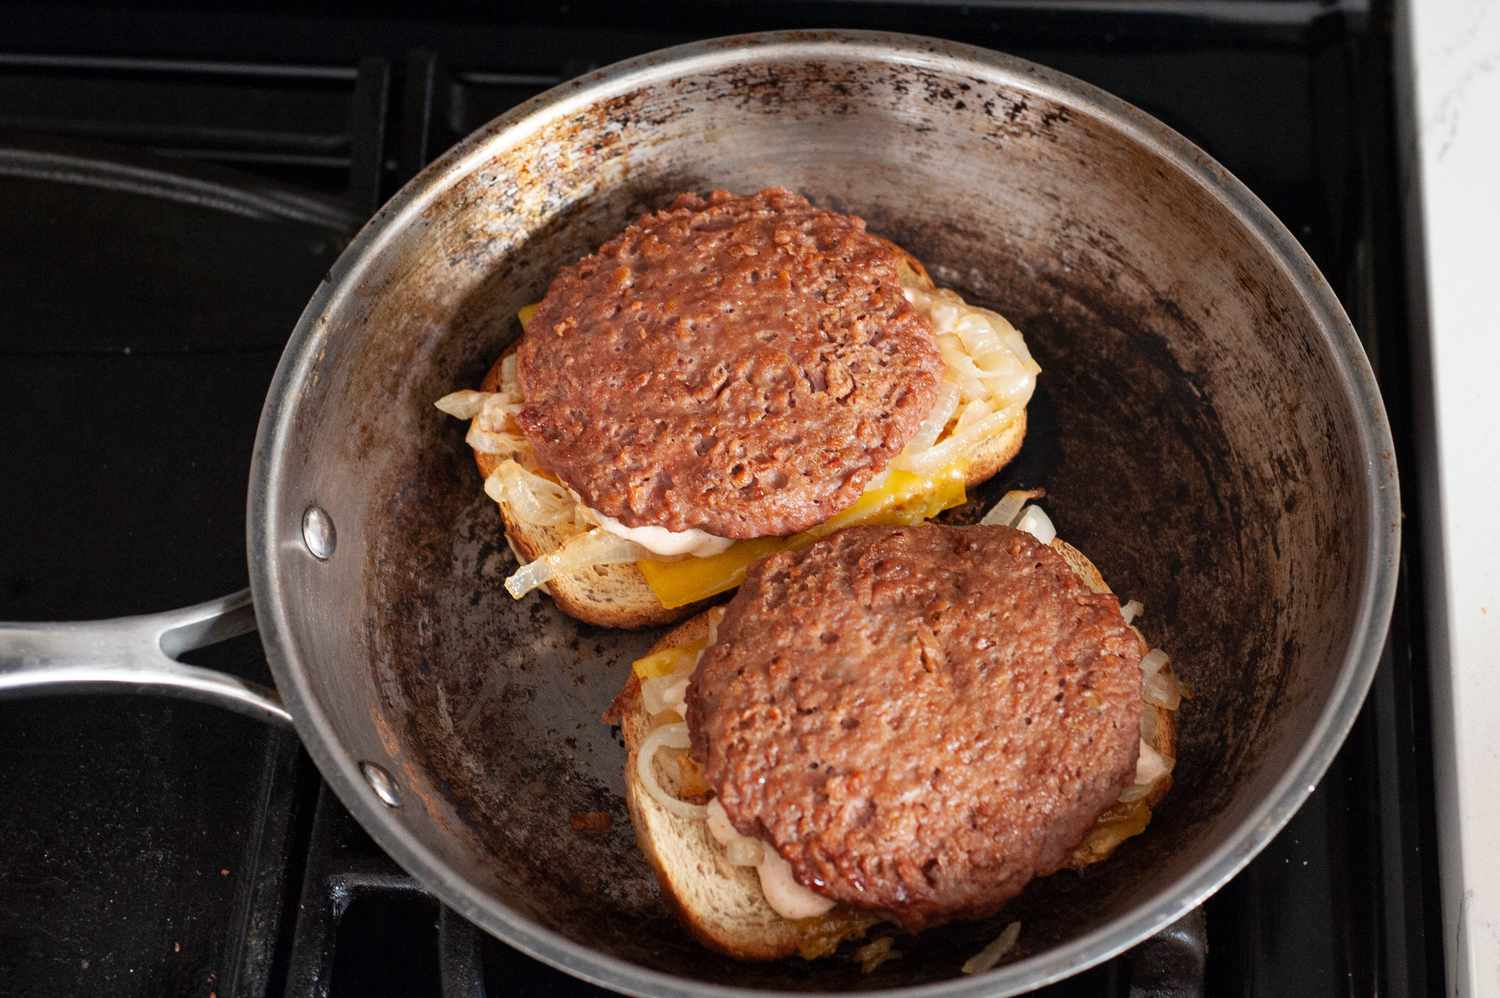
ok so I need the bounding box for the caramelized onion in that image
[1139,703,1160,745]
[962,921,1022,975]
[1143,666,1182,710]
[705,798,738,844]
[706,799,765,867]
[705,799,830,917]
[636,723,707,819]
[980,489,1046,528]
[897,275,1037,475]
[1135,739,1172,787]
[905,380,961,454]
[434,389,490,419]
[1013,505,1057,545]
[1140,649,1180,710]
[952,398,991,433]
[726,838,765,867]
[642,674,690,717]
[756,847,836,920]
[466,421,530,457]
[484,460,575,526]
[899,407,1017,475]
[1141,648,1171,679]
[504,528,645,599]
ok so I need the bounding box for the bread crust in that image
[612,536,1178,960]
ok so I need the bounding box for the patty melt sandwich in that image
[437,188,1039,628]
[608,499,1182,961]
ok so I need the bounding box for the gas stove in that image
[0,4,1442,996]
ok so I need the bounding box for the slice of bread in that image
[469,251,1028,630]
[611,535,1178,960]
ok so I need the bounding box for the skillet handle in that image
[0,589,292,727]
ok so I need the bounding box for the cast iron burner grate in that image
[0,5,1438,997]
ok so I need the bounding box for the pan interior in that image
[273,39,1375,992]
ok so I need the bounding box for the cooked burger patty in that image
[685,524,1144,931]
[515,188,943,539]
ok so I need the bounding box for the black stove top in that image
[0,4,1442,996]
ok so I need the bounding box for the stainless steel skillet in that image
[0,30,1399,997]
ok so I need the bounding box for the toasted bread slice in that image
[613,535,1177,960]
[470,255,1028,630]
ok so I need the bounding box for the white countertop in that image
[1399,2,1500,994]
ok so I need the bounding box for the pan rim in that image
[249,28,1400,998]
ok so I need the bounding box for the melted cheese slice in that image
[636,465,967,609]
[632,644,704,680]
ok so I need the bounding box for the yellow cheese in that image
[517,303,539,328]
[637,466,968,609]
[1073,800,1154,865]
[630,645,703,680]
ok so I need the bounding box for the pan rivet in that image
[360,761,402,808]
[302,505,336,560]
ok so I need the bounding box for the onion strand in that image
[1135,739,1171,786]
[484,460,576,525]
[905,380,961,454]
[898,406,1017,475]
[1143,666,1182,710]
[504,527,646,599]
[980,489,1046,527]
[636,722,707,819]
[434,389,490,419]
[642,674,690,717]
[963,921,1022,975]
[726,838,765,867]
[897,274,1037,472]
[1013,505,1057,545]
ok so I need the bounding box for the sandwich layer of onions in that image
[894,273,1039,477]
[436,278,1040,600]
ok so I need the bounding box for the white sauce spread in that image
[584,508,734,558]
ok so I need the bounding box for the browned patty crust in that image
[685,524,1145,931]
[514,188,943,539]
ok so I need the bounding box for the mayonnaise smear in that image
[584,508,733,558]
